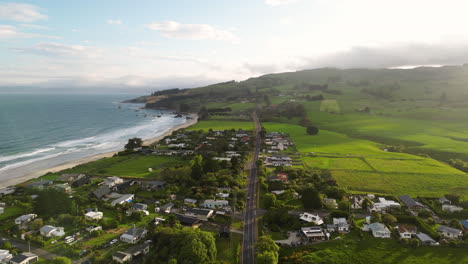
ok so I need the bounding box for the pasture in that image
[188,120,254,131]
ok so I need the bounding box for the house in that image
[15,214,37,225]
[0,249,12,263]
[71,176,91,187]
[300,226,326,242]
[461,220,468,230]
[202,199,229,209]
[158,202,174,214]
[85,211,103,220]
[185,208,214,221]
[350,196,364,209]
[442,204,463,213]
[91,185,111,199]
[0,207,4,214]
[299,213,324,225]
[131,203,148,212]
[264,155,292,167]
[120,227,148,244]
[271,190,285,195]
[175,214,202,228]
[113,180,135,192]
[112,241,151,263]
[437,225,462,239]
[0,187,15,196]
[267,173,289,183]
[362,223,391,238]
[368,197,401,212]
[58,173,85,182]
[137,180,166,190]
[103,176,124,188]
[9,253,38,264]
[40,225,65,237]
[333,218,350,233]
[55,183,72,193]
[86,225,102,233]
[184,198,197,205]
[326,224,336,233]
[324,198,338,209]
[396,224,417,239]
[439,197,451,205]
[398,195,425,211]
[415,232,439,246]
[111,194,134,206]
[27,179,53,189]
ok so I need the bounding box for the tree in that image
[52,257,72,264]
[2,242,12,250]
[190,155,204,182]
[263,193,277,209]
[418,209,431,218]
[382,213,397,225]
[300,187,322,210]
[125,137,143,151]
[371,212,382,223]
[35,189,72,217]
[255,236,279,264]
[306,126,319,135]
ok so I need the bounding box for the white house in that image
[0,249,12,263]
[396,224,417,239]
[120,227,147,244]
[333,218,350,233]
[323,198,338,209]
[362,223,391,238]
[442,204,463,213]
[9,253,38,264]
[300,226,326,242]
[368,197,401,213]
[14,214,37,225]
[85,211,103,220]
[39,225,65,238]
[299,213,324,225]
[437,225,462,239]
[185,208,214,221]
[86,225,102,233]
[202,199,229,209]
[111,194,134,206]
[184,198,197,205]
[349,196,364,209]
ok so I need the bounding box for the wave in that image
[0,147,56,163]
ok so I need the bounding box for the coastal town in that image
[0,109,466,264]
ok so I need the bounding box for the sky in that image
[1,0,468,92]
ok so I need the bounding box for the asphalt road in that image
[241,112,261,264]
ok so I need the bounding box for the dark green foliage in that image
[255,236,280,264]
[124,137,143,151]
[300,186,322,209]
[306,126,319,135]
[35,188,72,217]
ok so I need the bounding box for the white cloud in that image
[264,0,302,6]
[279,17,295,25]
[19,24,50,30]
[106,19,122,25]
[146,21,238,42]
[13,42,103,58]
[0,3,47,22]
[0,25,59,39]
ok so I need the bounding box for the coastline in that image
[0,113,198,189]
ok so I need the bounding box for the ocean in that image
[0,93,187,182]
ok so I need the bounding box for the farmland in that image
[188,120,254,131]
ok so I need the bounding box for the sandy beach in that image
[0,113,198,189]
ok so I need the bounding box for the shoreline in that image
[0,113,198,189]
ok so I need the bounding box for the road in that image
[241,112,261,264]
[0,235,60,260]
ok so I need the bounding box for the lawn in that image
[188,120,254,131]
[279,231,468,264]
[216,232,242,264]
[262,122,468,198]
[0,206,27,221]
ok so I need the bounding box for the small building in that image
[437,225,462,239]
[111,194,134,206]
[132,203,148,212]
[396,224,417,239]
[442,204,463,213]
[58,173,85,183]
[300,226,326,242]
[86,225,102,233]
[15,214,37,225]
[0,249,12,263]
[40,225,65,237]
[461,220,468,230]
[0,187,16,196]
[324,198,338,209]
[333,218,350,233]
[27,180,53,190]
[71,176,91,187]
[120,227,148,244]
[112,241,151,263]
[158,202,174,214]
[185,208,214,221]
[0,207,4,214]
[267,173,289,183]
[137,180,166,190]
[326,224,336,233]
[202,199,229,209]
[415,232,439,246]
[368,197,401,213]
[439,197,451,205]
[9,252,38,264]
[85,211,103,221]
[113,181,135,192]
[184,198,197,205]
[398,195,425,211]
[349,195,364,209]
[362,223,391,238]
[55,183,72,193]
[175,214,202,228]
[103,176,124,188]
[91,185,111,200]
[299,213,324,225]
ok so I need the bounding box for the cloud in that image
[0,25,59,39]
[146,21,238,42]
[0,3,47,22]
[264,0,302,7]
[13,42,103,58]
[106,19,122,25]
[19,24,50,30]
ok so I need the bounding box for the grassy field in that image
[262,122,468,197]
[63,155,183,179]
[279,231,468,264]
[188,120,254,131]
[320,99,341,114]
